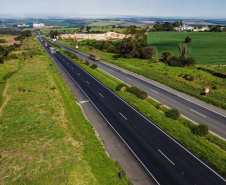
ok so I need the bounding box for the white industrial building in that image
[33,22,45,28]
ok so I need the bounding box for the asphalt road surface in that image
[37,36,226,185]
[54,41,226,140]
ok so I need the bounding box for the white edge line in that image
[46,39,226,182]
[52,56,161,185]
[119,112,127,120]
[158,149,175,166]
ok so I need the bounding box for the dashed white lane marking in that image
[99,93,104,98]
[190,109,207,118]
[119,112,127,120]
[151,89,159,94]
[126,77,131,80]
[158,149,175,166]
[78,73,80,75]
[86,81,89,84]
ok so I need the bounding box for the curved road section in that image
[38,37,225,185]
[55,42,226,140]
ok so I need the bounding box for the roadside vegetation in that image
[56,45,226,177]
[0,33,131,184]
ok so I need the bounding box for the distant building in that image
[175,24,193,31]
[17,24,33,28]
[33,22,45,28]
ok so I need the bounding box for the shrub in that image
[50,86,56,91]
[165,108,180,120]
[183,74,195,81]
[90,64,97,69]
[0,39,6,43]
[116,83,129,91]
[185,36,192,43]
[127,86,148,100]
[84,60,90,66]
[192,124,209,136]
[156,103,164,110]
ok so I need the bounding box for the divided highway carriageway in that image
[55,41,226,140]
[38,36,226,185]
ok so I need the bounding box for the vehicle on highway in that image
[50,47,56,54]
[44,42,48,47]
[89,53,100,61]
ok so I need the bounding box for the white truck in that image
[50,47,56,54]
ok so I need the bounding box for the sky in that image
[0,0,226,18]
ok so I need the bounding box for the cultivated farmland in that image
[148,32,226,65]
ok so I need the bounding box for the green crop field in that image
[148,32,226,65]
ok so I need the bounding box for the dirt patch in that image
[0,84,10,117]
[0,36,20,45]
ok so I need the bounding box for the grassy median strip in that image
[0,36,131,184]
[60,50,226,177]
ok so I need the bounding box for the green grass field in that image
[0,35,131,184]
[148,32,226,65]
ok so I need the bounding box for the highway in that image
[54,41,226,140]
[37,35,226,185]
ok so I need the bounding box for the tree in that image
[198,25,202,29]
[185,36,192,43]
[210,25,222,32]
[140,46,158,59]
[208,25,212,29]
[86,25,91,32]
[178,43,191,58]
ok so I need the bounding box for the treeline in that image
[151,21,182,31]
[0,28,24,35]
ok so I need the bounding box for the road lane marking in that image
[99,93,104,98]
[151,89,159,94]
[78,73,80,75]
[119,112,127,120]
[79,100,89,104]
[72,67,73,69]
[126,77,131,80]
[86,81,89,84]
[158,149,175,166]
[190,109,207,117]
